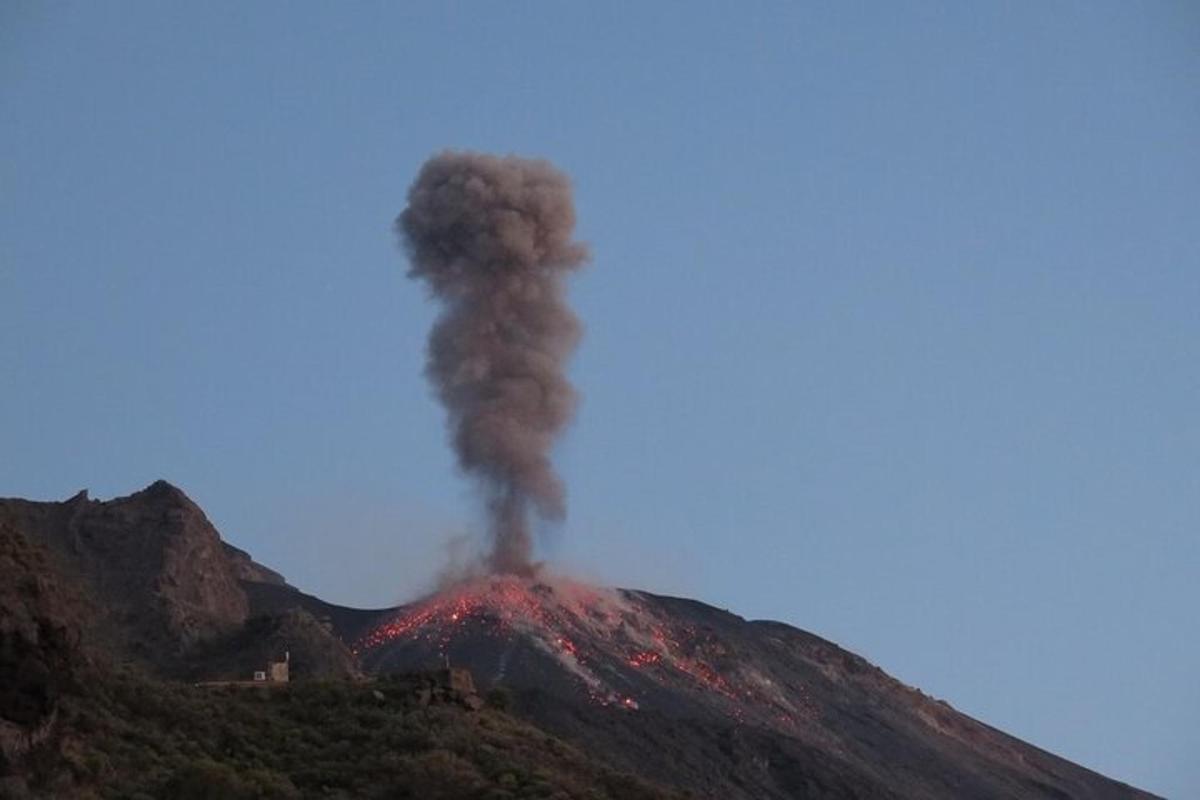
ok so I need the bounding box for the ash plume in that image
[397,151,588,575]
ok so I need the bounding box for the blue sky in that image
[2,3,1196,795]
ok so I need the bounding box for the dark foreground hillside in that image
[20,669,681,800]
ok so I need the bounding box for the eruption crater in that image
[357,575,809,727]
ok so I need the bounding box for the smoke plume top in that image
[397,151,588,575]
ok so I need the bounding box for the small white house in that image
[252,650,289,683]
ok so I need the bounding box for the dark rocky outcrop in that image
[188,608,358,682]
[376,668,485,711]
[239,577,393,645]
[0,483,358,682]
[222,542,288,587]
[0,523,88,796]
[0,482,248,672]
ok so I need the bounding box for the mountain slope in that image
[0,519,682,799]
[0,482,356,681]
[0,483,1160,800]
[0,482,247,670]
[354,575,1156,800]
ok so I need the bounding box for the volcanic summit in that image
[348,573,1155,800]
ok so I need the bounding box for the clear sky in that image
[2,2,1196,795]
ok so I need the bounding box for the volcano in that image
[356,575,772,716]
[1,484,1159,799]
[344,575,1153,800]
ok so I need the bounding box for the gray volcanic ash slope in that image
[0,483,1159,800]
[353,575,1155,800]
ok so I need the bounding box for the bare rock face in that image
[0,481,249,669]
[0,523,85,793]
[376,669,486,712]
[0,482,361,684]
[188,608,359,682]
[222,541,288,587]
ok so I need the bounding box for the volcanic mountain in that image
[345,575,1155,800]
[0,483,1159,799]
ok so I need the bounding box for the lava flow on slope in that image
[355,575,808,728]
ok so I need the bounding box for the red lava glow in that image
[628,650,662,669]
[357,574,809,727]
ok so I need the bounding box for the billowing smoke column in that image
[397,152,588,575]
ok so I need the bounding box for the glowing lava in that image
[356,574,809,727]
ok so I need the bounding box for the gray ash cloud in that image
[397,151,588,574]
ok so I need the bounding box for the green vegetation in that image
[33,670,682,800]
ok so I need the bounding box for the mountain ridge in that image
[0,482,1161,799]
